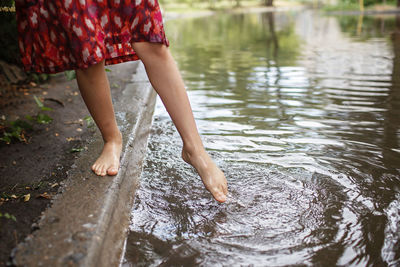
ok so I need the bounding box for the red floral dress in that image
[15,0,169,73]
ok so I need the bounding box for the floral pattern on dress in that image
[15,0,169,73]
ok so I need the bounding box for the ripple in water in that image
[124,119,349,266]
[122,10,400,266]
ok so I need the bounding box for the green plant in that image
[29,73,50,83]
[1,96,54,144]
[33,95,52,111]
[83,115,95,128]
[0,119,32,144]
[111,82,120,88]
[26,96,53,124]
[64,70,76,80]
[70,147,84,153]
[0,212,17,222]
[0,1,19,66]
[0,192,13,199]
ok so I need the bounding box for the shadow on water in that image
[122,10,400,266]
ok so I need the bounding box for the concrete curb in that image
[12,61,156,267]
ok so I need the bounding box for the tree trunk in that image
[209,0,215,9]
[265,0,273,6]
[359,0,364,12]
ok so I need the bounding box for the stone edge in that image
[11,61,156,267]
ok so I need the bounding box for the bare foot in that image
[91,132,122,176]
[182,148,228,203]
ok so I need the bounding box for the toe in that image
[95,167,103,176]
[95,165,103,176]
[100,166,107,176]
[107,166,118,176]
[211,186,227,203]
[93,164,100,175]
[93,165,101,175]
[215,191,227,203]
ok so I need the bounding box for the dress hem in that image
[23,38,169,74]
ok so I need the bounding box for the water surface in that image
[122,10,400,266]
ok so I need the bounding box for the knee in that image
[132,42,170,62]
[75,60,105,77]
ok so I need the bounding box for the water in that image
[122,10,400,266]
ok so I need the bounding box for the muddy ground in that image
[0,69,129,266]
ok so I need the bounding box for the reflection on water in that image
[122,10,400,266]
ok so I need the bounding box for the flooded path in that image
[122,10,400,266]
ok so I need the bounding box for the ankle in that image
[103,131,122,144]
[182,142,205,158]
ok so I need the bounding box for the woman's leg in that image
[131,42,228,203]
[75,60,122,176]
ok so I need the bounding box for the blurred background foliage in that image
[0,0,399,74]
[0,0,18,65]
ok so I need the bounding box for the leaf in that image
[34,96,53,111]
[2,212,17,221]
[39,73,49,82]
[10,127,22,139]
[105,68,111,72]
[11,119,32,130]
[33,96,44,109]
[24,193,30,202]
[83,116,95,128]
[36,114,53,124]
[41,106,53,111]
[0,135,11,144]
[64,70,76,80]
[25,115,34,121]
[30,73,40,83]
[37,192,51,199]
[70,147,84,153]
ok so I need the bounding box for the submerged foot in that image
[182,147,228,203]
[91,132,122,176]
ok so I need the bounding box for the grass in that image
[0,212,17,221]
[323,1,398,12]
[0,96,53,144]
[0,119,31,144]
[160,0,273,13]
[323,2,361,11]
